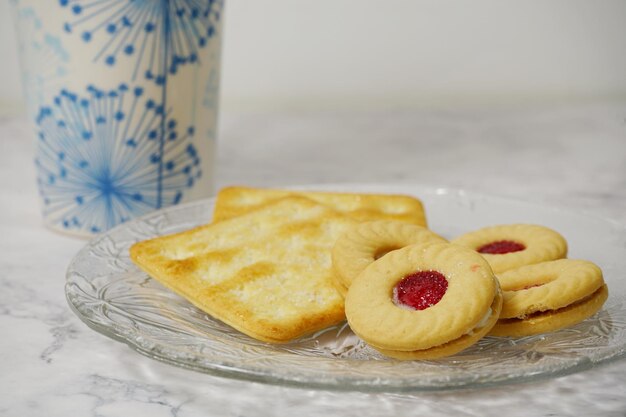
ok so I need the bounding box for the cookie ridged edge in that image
[345,242,498,351]
[452,224,568,273]
[498,259,604,319]
[332,220,447,289]
[490,284,608,337]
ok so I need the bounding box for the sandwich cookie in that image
[490,259,608,337]
[332,220,447,296]
[345,242,502,360]
[452,224,567,273]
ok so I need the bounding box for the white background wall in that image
[1,0,626,113]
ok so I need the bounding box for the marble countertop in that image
[1,102,626,416]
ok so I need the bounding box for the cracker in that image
[130,196,355,343]
[213,186,427,226]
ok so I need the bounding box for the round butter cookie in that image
[490,259,608,337]
[345,242,502,360]
[451,224,567,273]
[332,220,447,292]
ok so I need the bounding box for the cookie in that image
[213,186,428,226]
[345,242,502,360]
[331,220,447,292]
[490,259,608,337]
[451,224,567,273]
[130,196,355,343]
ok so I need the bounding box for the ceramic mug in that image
[11,0,223,236]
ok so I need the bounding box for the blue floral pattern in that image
[60,0,222,83]
[11,0,221,234]
[35,85,200,233]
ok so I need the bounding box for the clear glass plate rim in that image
[63,289,622,392]
[64,183,626,392]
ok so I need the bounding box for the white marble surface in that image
[1,102,626,416]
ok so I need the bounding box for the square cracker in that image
[213,186,427,226]
[130,196,355,343]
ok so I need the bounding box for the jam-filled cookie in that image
[490,259,608,337]
[332,220,447,294]
[452,224,567,273]
[345,242,502,360]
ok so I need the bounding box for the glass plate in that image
[65,184,626,391]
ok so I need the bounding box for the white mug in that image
[11,0,223,236]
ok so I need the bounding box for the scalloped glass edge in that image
[65,184,626,392]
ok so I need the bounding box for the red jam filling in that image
[393,271,448,310]
[477,240,526,254]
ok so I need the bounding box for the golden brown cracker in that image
[213,186,427,226]
[130,196,355,343]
